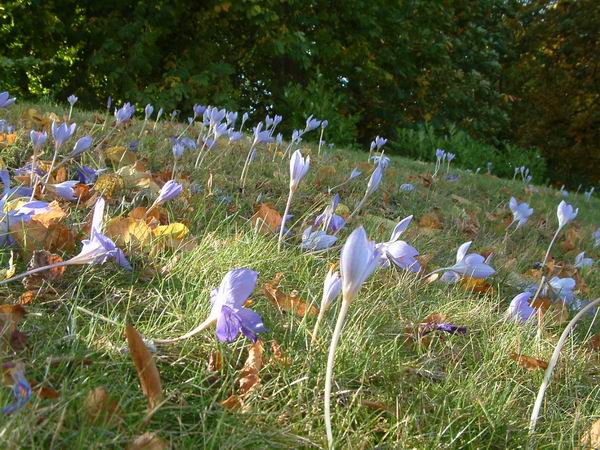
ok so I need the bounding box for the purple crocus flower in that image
[304,115,322,133]
[365,163,383,197]
[575,252,593,269]
[172,142,185,160]
[290,150,310,191]
[210,268,267,343]
[441,241,496,280]
[400,183,415,192]
[301,226,337,251]
[314,194,345,233]
[593,227,600,247]
[14,163,45,177]
[291,129,302,144]
[340,227,381,300]
[1,364,31,415]
[193,104,206,118]
[321,120,329,129]
[321,267,341,311]
[252,122,274,145]
[370,154,390,169]
[446,152,455,162]
[377,216,421,272]
[69,136,93,158]
[349,168,361,180]
[228,130,243,142]
[150,180,183,210]
[46,180,80,201]
[226,111,238,127]
[156,108,164,121]
[0,170,33,205]
[77,166,105,184]
[507,292,535,323]
[67,95,78,106]
[0,92,16,109]
[51,121,77,148]
[67,197,131,269]
[370,136,387,150]
[557,200,578,230]
[509,197,533,229]
[13,201,51,219]
[435,149,446,160]
[144,104,154,120]
[114,102,135,125]
[30,130,48,149]
[275,133,283,145]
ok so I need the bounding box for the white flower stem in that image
[239,144,256,189]
[529,297,600,436]
[278,188,294,251]
[171,160,177,179]
[542,227,561,269]
[68,105,73,122]
[193,140,208,169]
[138,119,147,138]
[318,128,325,156]
[422,267,450,279]
[324,298,351,449]
[0,261,71,287]
[311,306,328,347]
[154,316,216,344]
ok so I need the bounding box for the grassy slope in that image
[1,102,600,449]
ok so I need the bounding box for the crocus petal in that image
[389,215,413,242]
[215,306,242,342]
[212,268,258,312]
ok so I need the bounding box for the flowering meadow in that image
[0,95,599,448]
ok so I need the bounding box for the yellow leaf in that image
[117,164,160,192]
[106,146,137,167]
[105,217,152,247]
[152,223,189,240]
[125,324,162,411]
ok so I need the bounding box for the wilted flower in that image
[340,227,381,301]
[557,200,578,230]
[30,130,47,149]
[77,166,105,185]
[114,102,135,125]
[0,92,16,109]
[509,197,534,228]
[211,269,266,342]
[69,136,93,158]
[144,104,154,120]
[0,170,33,205]
[507,292,535,323]
[301,226,337,251]
[1,364,31,414]
[377,216,420,272]
[51,121,77,148]
[289,150,310,191]
[67,95,78,106]
[575,252,593,269]
[400,183,415,192]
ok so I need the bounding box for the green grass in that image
[1,102,599,449]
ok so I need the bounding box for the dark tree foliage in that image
[0,0,597,185]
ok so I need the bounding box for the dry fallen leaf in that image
[360,399,390,413]
[419,210,444,230]
[263,282,318,318]
[270,340,291,366]
[238,340,264,395]
[251,204,282,234]
[22,250,65,289]
[0,304,27,352]
[460,276,496,296]
[220,394,243,411]
[588,333,600,351]
[105,216,153,248]
[125,324,162,411]
[106,146,137,167]
[510,352,548,370]
[581,418,600,449]
[84,387,121,426]
[128,432,169,450]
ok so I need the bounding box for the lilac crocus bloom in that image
[301,226,337,251]
[226,111,238,127]
[290,150,310,191]
[13,201,51,219]
[77,166,105,184]
[546,276,576,304]
[435,149,446,160]
[193,104,206,118]
[68,197,132,269]
[446,152,455,162]
[0,170,33,204]
[349,168,361,180]
[304,115,322,133]
[370,154,390,169]
[47,180,80,201]
[30,130,47,149]
[172,142,185,159]
[584,187,595,202]
[377,216,421,272]
[321,268,341,311]
[1,365,31,415]
[275,133,283,145]
[156,108,164,121]
[151,180,183,209]
[371,136,387,150]
[291,129,302,143]
[321,120,329,129]
[340,227,381,300]
[0,92,16,108]
[114,102,135,125]
[69,136,93,158]
[593,227,600,247]
[444,241,495,279]
[252,122,274,145]
[144,104,154,120]
[314,194,346,233]
[67,95,78,106]
[507,292,535,323]
[557,200,578,229]
[210,269,266,343]
[228,130,243,142]
[400,183,415,192]
[365,163,383,197]
[575,252,593,269]
[509,197,534,228]
[51,121,77,148]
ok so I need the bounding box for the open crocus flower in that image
[509,197,534,228]
[301,226,337,251]
[67,95,78,106]
[156,269,266,344]
[304,115,322,133]
[370,154,390,169]
[114,102,135,125]
[429,241,495,280]
[545,276,576,304]
[314,194,345,234]
[507,292,535,323]
[1,363,31,415]
[51,121,76,148]
[575,252,593,269]
[30,130,47,149]
[377,216,421,272]
[557,200,578,230]
[0,92,16,108]
[46,180,80,201]
[400,183,415,192]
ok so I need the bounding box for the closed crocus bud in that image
[365,164,383,197]
[193,104,206,118]
[321,120,329,128]
[340,227,381,301]
[593,227,600,247]
[70,136,93,158]
[51,121,77,148]
[156,107,164,121]
[289,150,310,191]
[321,267,341,311]
[349,168,361,180]
[557,200,578,229]
[154,180,183,207]
[144,104,154,120]
[172,142,185,160]
[0,91,16,108]
[47,180,80,201]
[30,130,47,149]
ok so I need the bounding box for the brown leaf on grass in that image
[270,340,291,367]
[128,432,169,450]
[0,133,17,145]
[238,340,264,395]
[251,203,282,234]
[106,146,137,167]
[220,394,244,411]
[581,419,600,449]
[510,352,548,370]
[450,194,472,205]
[560,227,580,252]
[360,399,390,413]
[415,254,432,273]
[588,333,600,351]
[318,165,336,177]
[30,381,60,399]
[263,282,318,318]
[208,351,223,372]
[458,211,480,236]
[419,210,443,230]
[129,206,161,225]
[22,250,65,289]
[84,387,121,425]
[18,290,42,305]
[460,276,496,296]
[419,174,433,187]
[0,304,27,352]
[382,191,390,208]
[28,201,67,227]
[105,216,152,248]
[125,324,162,411]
